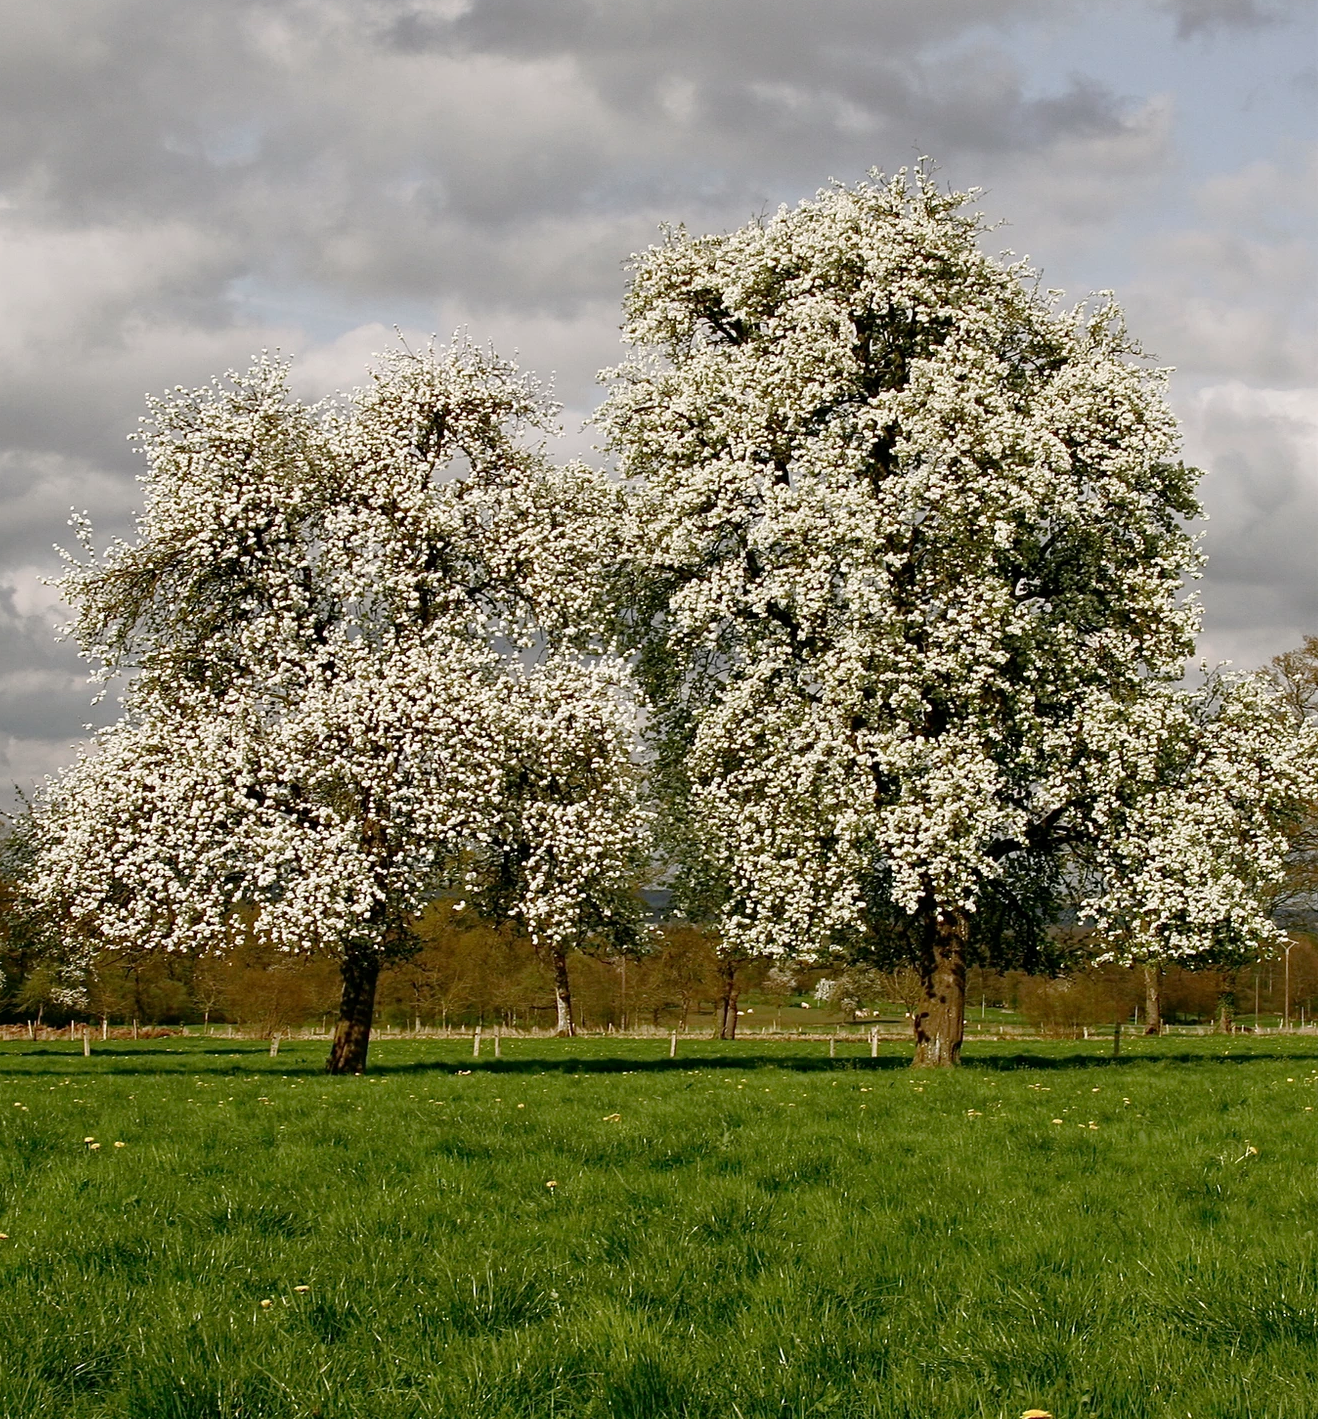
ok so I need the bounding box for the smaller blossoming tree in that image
[29,343,648,1072]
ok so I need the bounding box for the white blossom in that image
[31,343,648,1018]
[600,168,1311,973]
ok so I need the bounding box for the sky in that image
[1,0,1315,802]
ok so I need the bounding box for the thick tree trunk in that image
[552,946,575,1037]
[326,951,382,1074]
[1215,989,1235,1034]
[912,908,967,1068]
[1143,963,1162,1035]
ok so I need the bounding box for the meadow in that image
[0,1034,1314,1419]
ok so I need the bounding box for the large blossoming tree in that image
[601,169,1315,1066]
[31,344,647,1072]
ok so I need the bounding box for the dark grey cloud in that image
[1159,0,1287,39]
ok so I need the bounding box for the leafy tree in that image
[28,344,647,1072]
[1267,636,1318,925]
[1079,670,1316,1008]
[601,168,1316,1066]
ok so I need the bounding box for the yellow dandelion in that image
[83,1136,95,1143]
[602,1112,621,1122]
[294,1285,310,1293]
[0,1233,8,1240]
[1051,1119,1064,1125]
[88,1142,101,1150]
[260,1299,272,1309]
[1022,1410,1053,1419]
[113,1141,126,1148]
[545,1179,558,1190]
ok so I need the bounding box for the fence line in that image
[4,1019,1313,1045]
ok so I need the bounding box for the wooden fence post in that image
[82,1028,90,1057]
[473,1026,482,1058]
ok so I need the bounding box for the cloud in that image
[1158,0,1288,40]
[1185,383,1318,669]
[0,0,1311,791]
[1121,150,1317,384]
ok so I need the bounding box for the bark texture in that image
[1216,990,1235,1034]
[715,958,740,1040]
[912,909,967,1068]
[1143,963,1162,1035]
[552,947,575,1037]
[326,950,381,1074]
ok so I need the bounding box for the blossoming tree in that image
[31,344,647,1072]
[601,169,1316,1065]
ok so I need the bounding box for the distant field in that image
[0,1035,1314,1419]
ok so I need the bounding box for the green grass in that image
[0,1035,1315,1418]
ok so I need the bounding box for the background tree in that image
[1267,636,1318,927]
[1079,671,1316,1009]
[644,924,720,1031]
[471,662,650,1036]
[29,344,646,1072]
[601,168,1313,1066]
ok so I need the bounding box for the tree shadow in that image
[966,1049,1318,1071]
[3,1039,1315,1080]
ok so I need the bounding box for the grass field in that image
[0,1034,1314,1419]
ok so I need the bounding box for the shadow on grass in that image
[5,1039,1316,1079]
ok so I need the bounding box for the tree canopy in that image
[20,170,1316,1071]
[600,169,1315,1063]
[29,344,646,1071]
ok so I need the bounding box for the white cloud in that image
[1184,382,1318,668]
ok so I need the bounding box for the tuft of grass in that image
[0,1035,1314,1416]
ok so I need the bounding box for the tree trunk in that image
[326,951,382,1074]
[912,908,967,1068]
[1216,989,1235,1034]
[552,946,575,1037]
[715,959,739,1040]
[1143,963,1162,1035]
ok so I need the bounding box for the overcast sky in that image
[1,0,1315,801]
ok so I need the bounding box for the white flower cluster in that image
[1079,672,1318,962]
[33,343,647,967]
[600,169,1314,962]
[28,176,1313,991]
